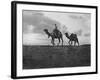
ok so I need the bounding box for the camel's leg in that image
[77,39,79,46]
[51,39,53,45]
[74,41,76,46]
[57,38,60,46]
[51,38,55,46]
[70,40,73,46]
[68,40,70,45]
[61,37,63,46]
[52,38,55,46]
[75,38,79,46]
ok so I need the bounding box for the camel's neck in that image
[45,31,51,37]
[66,34,70,39]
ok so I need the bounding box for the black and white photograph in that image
[23,10,91,69]
[11,1,97,79]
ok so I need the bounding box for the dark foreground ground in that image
[23,45,91,69]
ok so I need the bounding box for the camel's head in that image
[65,32,68,36]
[43,29,51,38]
[65,32,70,39]
[44,29,48,33]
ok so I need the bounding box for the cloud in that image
[23,23,35,33]
[68,13,91,28]
[68,14,82,19]
[68,13,90,20]
[84,33,90,37]
[74,29,83,36]
[68,13,91,35]
[23,11,60,34]
[81,14,91,29]
[23,33,51,45]
[23,11,91,45]
[60,25,68,34]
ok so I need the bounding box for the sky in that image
[22,10,91,45]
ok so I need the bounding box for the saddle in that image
[53,29,61,38]
[70,33,77,40]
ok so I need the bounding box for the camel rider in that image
[53,24,60,37]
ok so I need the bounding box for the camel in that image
[65,32,79,46]
[44,29,63,46]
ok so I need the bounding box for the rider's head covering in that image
[55,24,57,29]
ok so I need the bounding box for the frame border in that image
[11,1,98,79]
